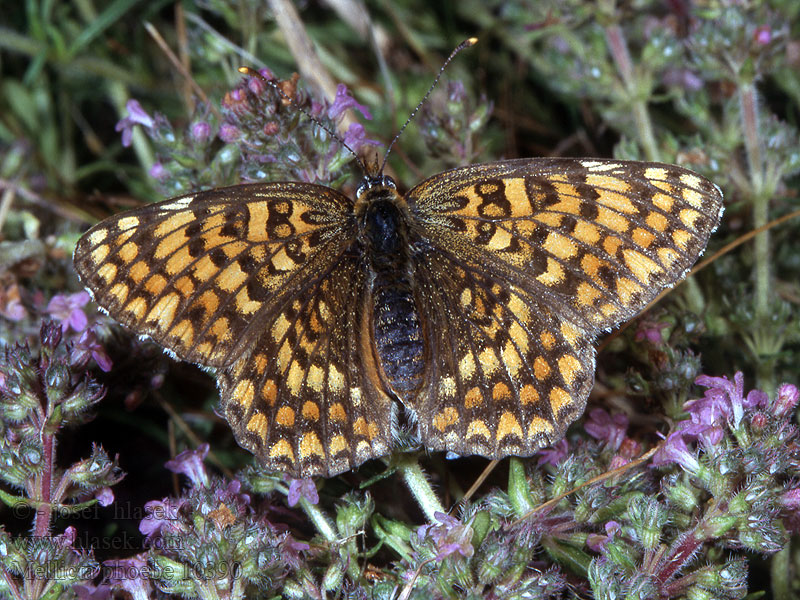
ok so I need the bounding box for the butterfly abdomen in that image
[363,197,425,396]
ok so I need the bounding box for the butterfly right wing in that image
[219,253,396,478]
[74,182,354,368]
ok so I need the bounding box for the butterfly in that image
[74,41,723,477]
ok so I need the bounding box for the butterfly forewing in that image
[74,183,355,367]
[408,159,723,333]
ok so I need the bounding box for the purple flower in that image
[584,409,628,450]
[218,123,241,143]
[190,121,211,142]
[753,25,771,45]
[652,431,701,474]
[214,478,251,512]
[148,162,167,181]
[287,477,319,507]
[586,520,621,552]
[46,291,90,333]
[774,383,800,417]
[537,438,569,466]
[73,584,112,600]
[634,320,670,345]
[165,443,209,488]
[278,534,310,570]
[103,556,152,600]
[0,284,26,321]
[328,84,372,120]
[343,122,381,153]
[71,328,113,371]
[418,512,474,561]
[115,100,154,147]
[139,498,186,538]
[694,372,768,429]
[95,487,115,507]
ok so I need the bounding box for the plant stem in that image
[605,24,659,161]
[398,458,444,521]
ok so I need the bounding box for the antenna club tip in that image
[238,66,251,75]
[466,37,478,46]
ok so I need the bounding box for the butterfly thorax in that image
[356,177,425,399]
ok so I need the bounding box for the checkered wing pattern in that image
[407,158,723,455]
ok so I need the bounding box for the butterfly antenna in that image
[238,66,368,174]
[378,37,478,175]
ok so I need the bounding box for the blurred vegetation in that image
[1,1,800,598]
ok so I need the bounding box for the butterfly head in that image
[356,174,397,200]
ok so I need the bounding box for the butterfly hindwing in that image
[218,255,396,477]
[74,182,355,367]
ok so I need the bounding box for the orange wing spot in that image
[124,296,148,320]
[144,274,167,295]
[270,247,297,272]
[533,356,551,380]
[247,413,268,441]
[306,364,324,392]
[602,235,623,257]
[507,293,531,323]
[501,341,523,377]
[644,167,669,181]
[271,313,291,343]
[586,173,631,193]
[328,364,344,392]
[269,439,294,462]
[433,407,459,432]
[650,179,674,194]
[174,276,195,297]
[276,406,295,427]
[459,287,473,308]
[329,434,348,456]
[646,212,669,232]
[252,353,269,375]
[560,322,581,346]
[154,211,192,238]
[681,186,704,209]
[221,240,247,259]
[496,411,523,441]
[170,319,194,346]
[596,207,630,233]
[233,379,255,410]
[552,181,579,199]
[218,261,248,292]
[672,229,691,250]
[147,293,180,329]
[298,401,319,421]
[527,417,554,436]
[632,227,656,249]
[580,253,606,284]
[501,177,532,217]
[110,282,129,304]
[617,275,643,304]
[235,288,261,315]
[572,220,601,245]
[465,386,483,408]
[246,202,271,242]
[549,387,572,416]
[118,241,139,263]
[599,302,618,316]
[276,340,292,372]
[546,194,582,216]
[191,254,216,282]
[155,228,189,262]
[533,212,564,227]
[558,354,582,386]
[117,215,140,230]
[210,317,231,342]
[492,382,512,402]
[165,246,194,277]
[261,379,277,406]
[540,331,556,350]
[679,208,702,230]
[286,361,304,396]
[90,243,109,265]
[466,419,491,441]
[623,248,662,284]
[328,402,346,422]
[658,247,679,269]
[596,188,637,214]
[487,226,514,250]
[98,262,117,284]
[575,281,602,307]
[478,347,501,375]
[353,416,370,438]
[536,257,565,286]
[543,231,577,260]
[520,384,539,404]
[197,289,219,319]
[652,193,674,213]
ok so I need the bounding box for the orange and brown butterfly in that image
[73,40,723,478]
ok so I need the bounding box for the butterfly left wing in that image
[74,182,354,368]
